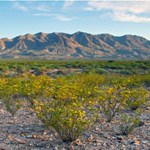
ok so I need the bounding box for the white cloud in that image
[87,1,150,14]
[34,13,51,17]
[87,1,150,23]
[55,14,73,21]
[112,12,150,23]
[63,0,75,9]
[13,2,28,12]
[34,13,76,22]
[35,5,50,12]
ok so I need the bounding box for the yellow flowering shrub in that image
[125,87,148,110]
[33,75,99,142]
[97,84,149,122]
[97,85,128,122]
[0,72,149,141]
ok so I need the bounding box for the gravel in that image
[0,100,150,150]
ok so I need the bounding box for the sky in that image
[0,0,150,40]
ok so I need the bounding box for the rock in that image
[0,99,150,150]
[142,140,149,144]
[103,133,110,139]
[14,138,26,144]
[139,121,144,126]
[112,136,116,140]
[35,142,47,148]
[26,135,33,138]
[8,134,13,141]
[74,139,83,146]
[134,140,140,145]
[129,140,135,145]
[117,136,123,141]
[32,133,39,139]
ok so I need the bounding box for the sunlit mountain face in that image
[0,32,149,59]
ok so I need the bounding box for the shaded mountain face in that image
[0,32,150,59]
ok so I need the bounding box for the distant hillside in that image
[0,32,150,59]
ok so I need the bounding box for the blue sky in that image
[0,0,150,40]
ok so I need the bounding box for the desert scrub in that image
[0,77,22,115]
[96,78,149,122]
[34,100,92,142]
[120,114,143,135]
[97,85,128,122]
[20,75,55,106]
[33,78,99,142]
[125,87,148,110]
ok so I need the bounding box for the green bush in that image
[120,114,143,135]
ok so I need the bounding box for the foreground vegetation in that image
[0,60,149,142]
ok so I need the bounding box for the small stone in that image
[110,145,115,149]
[142,140,148,144]
[95,127,99,131]
[88,135,94,142]
[29,143,33,146]
[26,135,33,138]
[135,140,140,145]
[42,133,48,141]
[74,139,82,146]
[122,145,126,148]
[139,121,144,126]
[32,133,39,139]
[103,133,110,139]
[103,142,107,147]
[54,146,59,150]
[112,136,116,140]
[43,131,47,135]
[8,134,13,141]
[129,141,135,145]
[35,142,47,148]
[20,132,26,136]
[117,136,123,141]
[14,138,26,144]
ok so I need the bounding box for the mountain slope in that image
[0,32,150,59]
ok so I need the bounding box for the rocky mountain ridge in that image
[0,32,150,59]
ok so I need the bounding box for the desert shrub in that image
[94,68,109,74]
[0,77,23,115]
[125,87,148,110]
[19,75,54,106]
[120,114,143,135]
[34,99,94,142]
[33,76,99,142]
[0,70,149,141]
[97,82,148,122]
[136,74,150,87]
[97,85,128,122]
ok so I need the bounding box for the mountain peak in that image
[25,33,34,39]
[35,32,47,39]
[0,32,149,59]
[74,31,89,35]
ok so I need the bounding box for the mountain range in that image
[0,32,150,59]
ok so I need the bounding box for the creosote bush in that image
[97,85,148,122]
[0,72,149,142]
[33,77,99,142]
[120,114,143,135]
[97,85,128,122]
[125,87,148,110]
